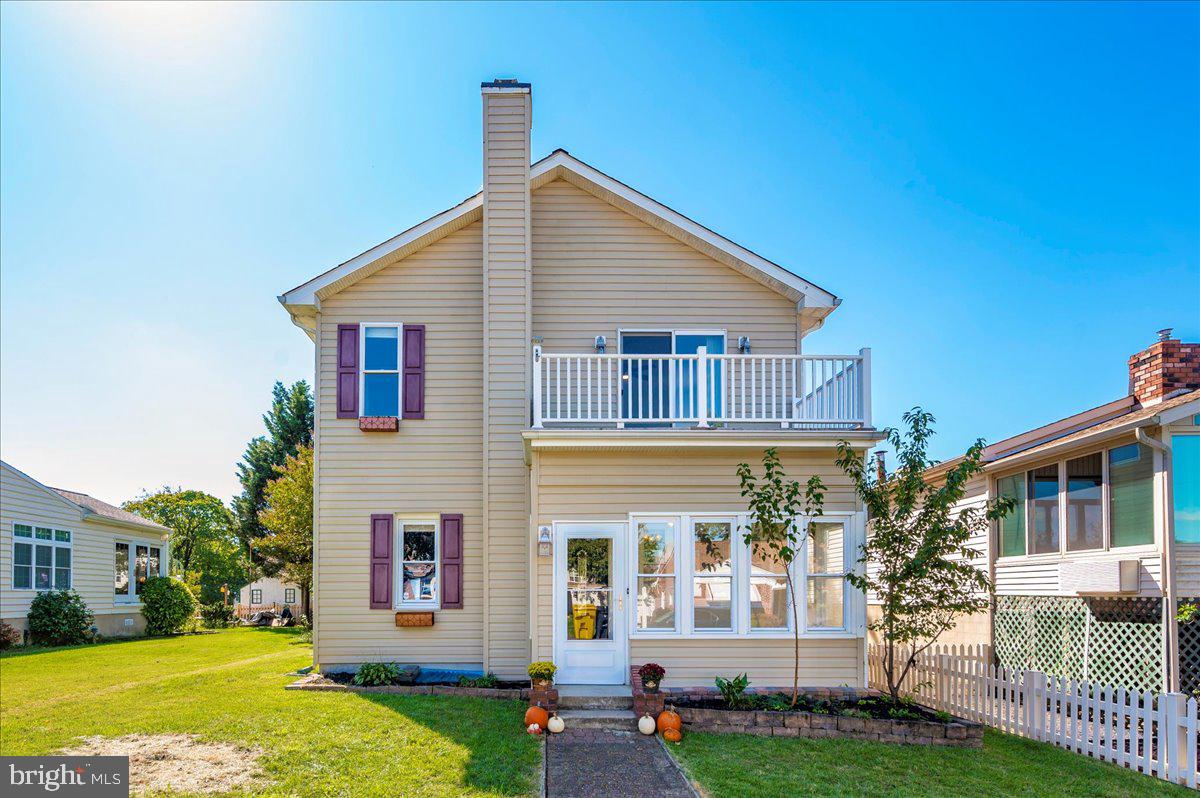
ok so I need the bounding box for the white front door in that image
[553,523,627,685]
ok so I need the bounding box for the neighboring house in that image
[0,460,172,638]
[277,80,883,686]
[868,332,1199,693]
[238,576,301,610]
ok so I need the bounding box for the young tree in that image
[232,380,313,552]
[839,408,1014,702]
[732,448,826,708]
[123,488,245,604]
[257,444,314,619]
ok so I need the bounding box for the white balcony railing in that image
[532,347,871,429]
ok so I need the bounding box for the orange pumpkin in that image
[663,727,682,743]
[525,706,550,729]
[657,709,682,734]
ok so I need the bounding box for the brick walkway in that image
[545,729,696,798]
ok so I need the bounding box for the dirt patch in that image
[60,734,268,794]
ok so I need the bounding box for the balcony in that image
[532,346,871,430]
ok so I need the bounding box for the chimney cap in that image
[1158,328,1174,342]
[482,78,531,90]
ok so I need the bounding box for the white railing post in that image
[1164,692,1187,784]
[695,346,710,428]
[859,347,872,428]
[532,345,543,429]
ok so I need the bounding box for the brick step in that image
[556,709,639,731]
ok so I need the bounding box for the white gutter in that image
[1136,427,1177,693]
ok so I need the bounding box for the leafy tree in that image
[257,444,314,618]
[839,408,1014,702]
[123,488,233,576]
[232,381,313,557]
[732,448,826,708]
[187,534,249,605]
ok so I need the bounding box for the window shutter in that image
[440,513,463,609]
[337,324,359,419]
[402,324,426,420]
[369,514,393,609]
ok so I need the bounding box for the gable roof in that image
[279,150,840,337]
[0,460,170,535]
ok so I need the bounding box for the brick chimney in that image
[1128,328,1200,406]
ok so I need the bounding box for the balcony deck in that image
[532,347,872,431]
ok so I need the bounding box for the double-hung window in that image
[361,324,402,417]
[806,521,846,630]
[285,588,297,604]
[115,541,164,602]
[398,520,438,606]
[635,519,677,631]
[12,524,71,591]
[251,589,263,605]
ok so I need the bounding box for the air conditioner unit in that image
[1060,559,1140,595]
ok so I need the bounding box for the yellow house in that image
[279,80,883,687]
[0,460,172,638]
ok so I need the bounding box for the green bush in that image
[715,673,751,710]
[199,602,235,629]
[458,673,500,688]
[353,662,400,686]
[27,590,94,646]
[140,577,197,635]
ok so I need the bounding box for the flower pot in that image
[642,680,660,693]
[532,678,553,689]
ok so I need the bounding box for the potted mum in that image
[638,662,666,693]
[528,661,557,689]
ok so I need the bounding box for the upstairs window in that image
[361,324,401,417]
[12,524,71,591]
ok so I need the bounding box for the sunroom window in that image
[692,520,733,631]
[1065,453,1103,551]
[1109,443,1154,547]
[361,324,401,417]
[1029,464,1060,554]
[807,521,846,629]
[636,520,677,631]
[749,535,789,630]
[1176,435,1200,544]
[115,541,163,602]
[997,474,1027,557]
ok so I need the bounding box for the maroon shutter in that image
[402,324,425,419]
[369,514,392,609]
[440,513,463,609]
[336,324,359,419]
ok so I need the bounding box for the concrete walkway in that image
[545,729,696,798]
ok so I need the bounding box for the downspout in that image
[1136,427,1176,692]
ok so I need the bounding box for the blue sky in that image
[1,1,1197,505]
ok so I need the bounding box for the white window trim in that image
[114,538,166,605]
[394,518,439,609]
[995,441,1161,563]
[625,510,863,641]
[689,515,738,635]
[11,522,72,592]
[359,322,403,418]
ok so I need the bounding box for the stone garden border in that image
[674,705,983,747]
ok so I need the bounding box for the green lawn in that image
[0,628,541,797]
[668,727,1191,798]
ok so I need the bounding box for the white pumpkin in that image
[547,715,565,734]
[638,714,657,736]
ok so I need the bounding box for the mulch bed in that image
[668,693,950,724]
[285,672,531,700]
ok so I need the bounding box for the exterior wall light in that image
[595,335,607,353]
[738,336,752,354]
[537,526,552,557]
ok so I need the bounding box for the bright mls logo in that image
[3,757,128,796]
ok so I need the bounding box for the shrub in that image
[715,673,751,710]
[458,673,500,688]
[140,576,197,635]
[353,662,400,686]
[528,661,557,683]
[199,602,235,629]
[27,590,94,646]
[0,620,21,649]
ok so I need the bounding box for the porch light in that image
[738,336,751,354]
[537,526,552,557]
[595,335,607,353]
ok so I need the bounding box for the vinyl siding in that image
[994,552,1163,596]
[532,180,800,355]
[313,222,486,669]
[1176,546,1200,597]
[482,90,533,676]
[531,447,864,687]
[0,463,167,630]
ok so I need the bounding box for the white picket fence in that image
[867,644,1200,788]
